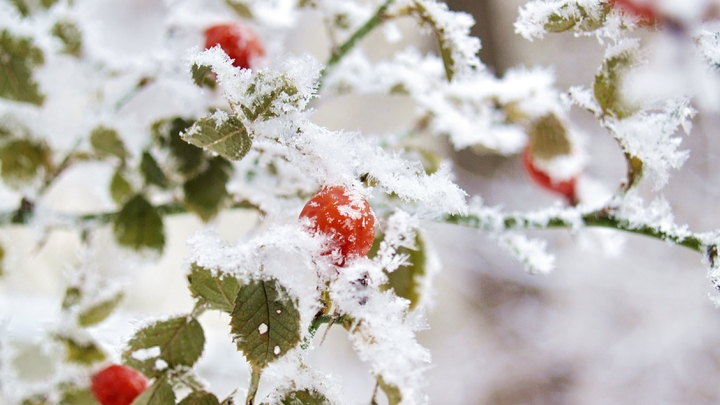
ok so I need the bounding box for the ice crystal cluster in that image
[3,0,720,404]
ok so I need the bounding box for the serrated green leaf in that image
[60,337,106,365]
[60,386,100,405]
[370,232,427,311]
[131,377,175,405]
[77,292,123,327]
[178,391,220,405]
[167,117,205,175]
[191,64,216,89]
[183,156,232,221]
[140,151,169,188]
[110,169,134,205]
[52,20,82,57]
[225,0,253,18]
[0,138,49,186]
[528,114,571,160]
[113,194,165,252]
[230,278,301,370]
[377,376,401,405]
[123,316,205,378]
[0,29,45,105]
[183,113,252,161]
[187,263,240,313]
[241,73,300,121]
[90,126,127,160]
[273,390,329,405]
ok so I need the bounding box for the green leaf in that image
[62,286,82,310]
[113,194,165,252]
[183,113,252,161]
[528,114,571,160]
[140,151,169,188]
[377,376,402,405]
[77,292,123,327]
[60,386,100,405]
[89,126,127,160]
[240,73,300,121]
[187,263,240,313]
[0,138,49,186]
[163,117,205,175]
[225,0,253,18]
[183,156,232,221]
[544,13,577,33]
[370,232,427,311]
[110,169,134,205]
[0,29,45,105]
[60,337,106,365]
[123,316,205,378]
[273,390,330,405]
[51,20,82,57]
[230,278,301,370]
[190,63,217,89]
[131,377,175,405]
[0,243,4,277]
[178,391,220,405]
[594,50,639,119]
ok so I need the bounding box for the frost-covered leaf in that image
[377,376,402,405]
[187,263,240,313]
[225,0,253,18]
[131,377,175,405]
[240,72,300,121]
[183,157,232,221]
[273,390,329,405]
[77,292,123,327]
[153,117,205,176]
[51,20,82,57]
[528,113,571,160]
[0,138,49,186]
[59,385,99,405]
[140,151,169,188]
[594,41,640,119]
[178,391,219,405]
[516,1,613,40]
[370,230,427,311]
[0,29,44,105]
[183,112,252,161]
[59,337,106,365]
[110,169,134,205]
[113,195,165,252]
[230,278,301,370]
[191,63,217,89]
[62,286,81,310]
[90,126,127,160]
[123,316,205,378]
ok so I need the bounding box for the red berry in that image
[611,0,658,23]
[299,186,376,266]
[91,364,148,405]
[522,147,578,204]
[204,23,265,70]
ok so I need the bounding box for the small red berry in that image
[611,0,658,23]
[300,185,376,266]
[204,23,265,70]
[91,364,148,405]
[522,147,578,205]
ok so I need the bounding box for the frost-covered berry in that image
[204,23,265,70]
[522,147,578,205]
[300,185,376,266]
[91,364,148,405]
[611,0,658,23]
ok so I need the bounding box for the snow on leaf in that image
[229,278,301,370]
[183,112,252,161]
[515,0,622,41]
[187,263,241,314]
[123,316,205,378]
[495,232,555,275]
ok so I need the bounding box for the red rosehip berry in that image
[300,185,376,266]
[522,147,578,205]
[204,23,265,70]
[611,0,658,23]
[91,364,148,405]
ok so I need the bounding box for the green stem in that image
[444,208,709,254]
[245,368,262,405]
[319,0,396,90]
